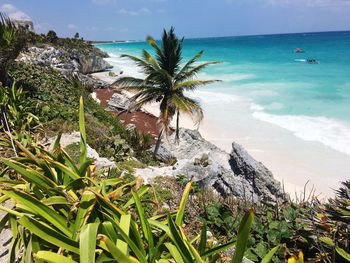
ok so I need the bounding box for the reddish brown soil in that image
[95,88,160,140]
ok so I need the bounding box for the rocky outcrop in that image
[229,142,284,201]
[150,144,177,164]
[107,93,133,111]
[17,46,112,89]
[70,49,113,74]
[137,128,285,202]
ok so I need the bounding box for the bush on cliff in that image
[8,62,152,162]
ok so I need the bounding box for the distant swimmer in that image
[306,59,319,64]
[294,58,319,64]
[294,48,305,53]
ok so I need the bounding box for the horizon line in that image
[91,29,350,44]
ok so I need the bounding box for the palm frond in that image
[158,27,182,77]
[175,61,221,83]
[141,50,161,70]
[120,54,157,75]
[114,77,146,88]
[176,50,204,77]
[171,94,203,125]
[174,79,219,91]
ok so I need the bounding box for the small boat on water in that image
[294,58,319,64]
[294,48,305,53]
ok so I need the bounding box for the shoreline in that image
[92,65,349,199]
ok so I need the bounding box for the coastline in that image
[92,69,350,199]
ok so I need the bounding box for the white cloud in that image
[68,24,79,30]
[0,3,31,21]
[117,7,150,16]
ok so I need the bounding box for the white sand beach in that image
[92,71,350,199]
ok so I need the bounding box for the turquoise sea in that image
[96,31,350,157]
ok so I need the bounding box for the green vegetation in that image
[8,63,152,163]
[27,29,107,58]
[0,98,258,263]
[115,27,220,154]
[0,13,26,84]
[0,21,349,263]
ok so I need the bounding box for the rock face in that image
[150,144,177,164]
[229,142,284,200]
[17,46,112,88]
[139,128,285,202]
[70,50,112,74]
[107,93,133,111]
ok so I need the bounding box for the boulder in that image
[70,49,113,74]
[17,46,112,89]
[229,142,285,200]
[108,93,132,111]
[87,145,116,170]
[143,128,285,202]
[150,144,177,164]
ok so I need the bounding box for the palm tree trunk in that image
[175,110,180,144]
[153,129,163,156]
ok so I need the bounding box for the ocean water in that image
[96,31,350,158]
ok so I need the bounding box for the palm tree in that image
[0,13,26,85]
[115,27,220,155]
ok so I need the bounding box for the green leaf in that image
[165,242,185,263]
[79,96,87,164]
[201,240,236,259]
[102,213,147,263]
[232,209,254,263]
[73,190,96,240]
[0,188,72,237]
[132,191,154,250]
[80,222,100,263]
[1,159,57,190]
[319,237,335,247]
[261,245,280,263]
[199,222,207,256]
[43,196,70,206]
[98,234,133,263]
[167,214,193,263]
[175,182,191,226]
[35,251,78,263]
[117,214,131,256]
[336,247,350,262]
[19,216,79,253]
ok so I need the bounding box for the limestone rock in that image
[17,45,112,89]
[108,93,132,111]
[70,49,113,74]
[229,142,285,200]
[139,128,285,202]
[150,144,177,164]
[87,145,116,170]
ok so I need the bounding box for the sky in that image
[1,0,350,41]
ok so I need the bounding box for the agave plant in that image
[1,97,274,263]
[0,12,26,85]
[0,82,40,132]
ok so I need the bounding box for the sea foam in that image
[251,104,350,156]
